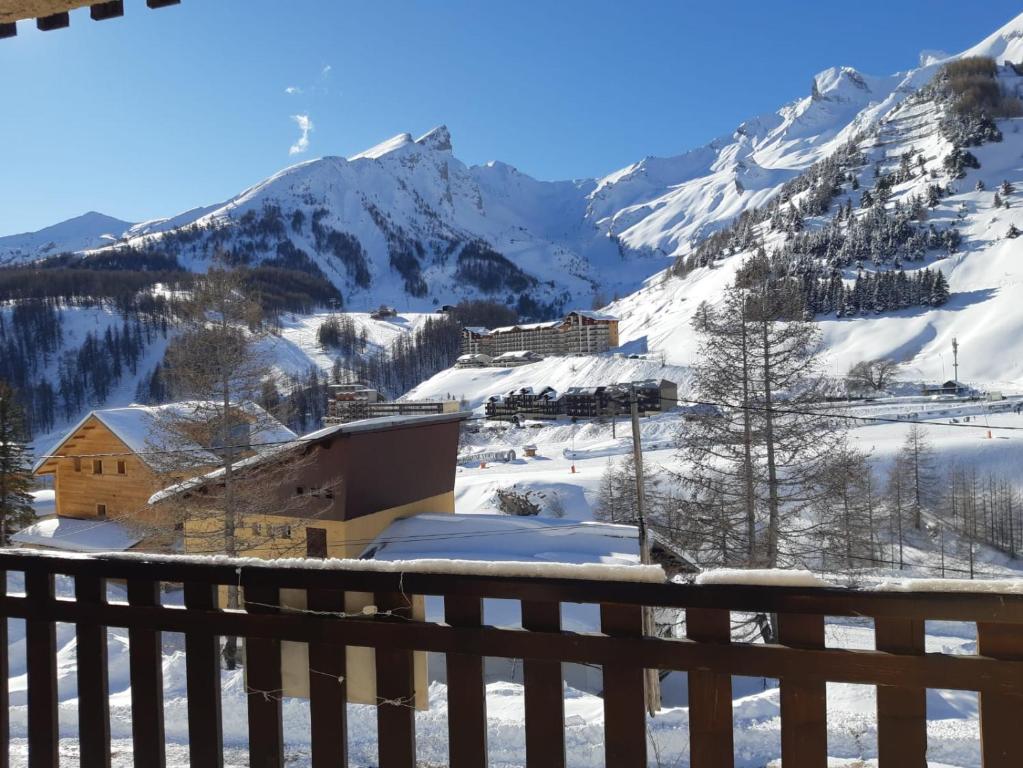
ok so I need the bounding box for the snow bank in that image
[695,568,831,587]
[363,513,645,567]
[873,577,1023,594]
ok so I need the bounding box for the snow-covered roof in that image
[564,386,601,395]
[462,326,490,335]
[456,353,492,361]
[33,401,297,474]
[148,411,471,505]
[12,517,142,553]
[493,350,541,360]
[361,513,646,567]
[569,310,618,321]
[490,320,559,334]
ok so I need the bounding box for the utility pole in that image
[952,337,959,393]
[629,385,648,565]
[627,383,660,715]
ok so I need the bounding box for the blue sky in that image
[1,0,1021,235]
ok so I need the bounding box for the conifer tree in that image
[0,381,34,543]
[930,271,951,305]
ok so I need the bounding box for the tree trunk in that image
[761,318,781,568]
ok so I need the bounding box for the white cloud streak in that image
[289,114,313,155]
[284,85,302,95]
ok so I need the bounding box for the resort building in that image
[324,382,460,424]
[460,310,619,358]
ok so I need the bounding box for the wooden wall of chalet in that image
[35,416,160,520]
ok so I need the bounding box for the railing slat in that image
[184,582,223,768]
[0,569,8,768]
[444,594,487,768]
[75,575,111,768]
[600,603,647,768]
[522,600,565,768]
[874,617,926,768]
[308,588,348,768]
[978,622,1023,768]
[244,586,285,768]
[686,607,733,768]
[127,579,166,768]
[25,569,58,768]
[375,591,417,768]
[778,613,827,768]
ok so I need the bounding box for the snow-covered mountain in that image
[3,12,1016,317]
[0,211,133,265]
[71,125,629,316]
[608,15,1023,390]
[4,12,1023,383]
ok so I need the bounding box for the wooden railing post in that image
[777,613,827,768]
[75,575,111,768]
[600,603,647,768]
[977,622,1023,768]
[307,588,348,768]
[183,582,224,768]
[244,586,285,768]
[444,594,488,768]
[686,608,733,768]
[522,600,565,768]
[375,591,417,768]
[127,579,165,768]
[874,617,926,768]
[0,569,8,768]
[25,569,58,768]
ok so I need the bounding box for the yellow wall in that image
[184,490,455,559]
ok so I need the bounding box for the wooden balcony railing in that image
[1,550,1022,767]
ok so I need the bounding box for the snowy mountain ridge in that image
[6,11,1023,316]
[0,211,132,265]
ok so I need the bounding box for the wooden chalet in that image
[27,402,295,551]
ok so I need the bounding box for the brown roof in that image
[1,1,179,37]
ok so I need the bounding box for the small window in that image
[96,504,107,518]
[276,525,292,539]
[92,459,103,475]
[117,460,126,475]
[295,486,304,495]
[73,457,81,472]
[251,523,262,536]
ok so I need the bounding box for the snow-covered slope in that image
[0,211,133,265]
[608,54,1023,390]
